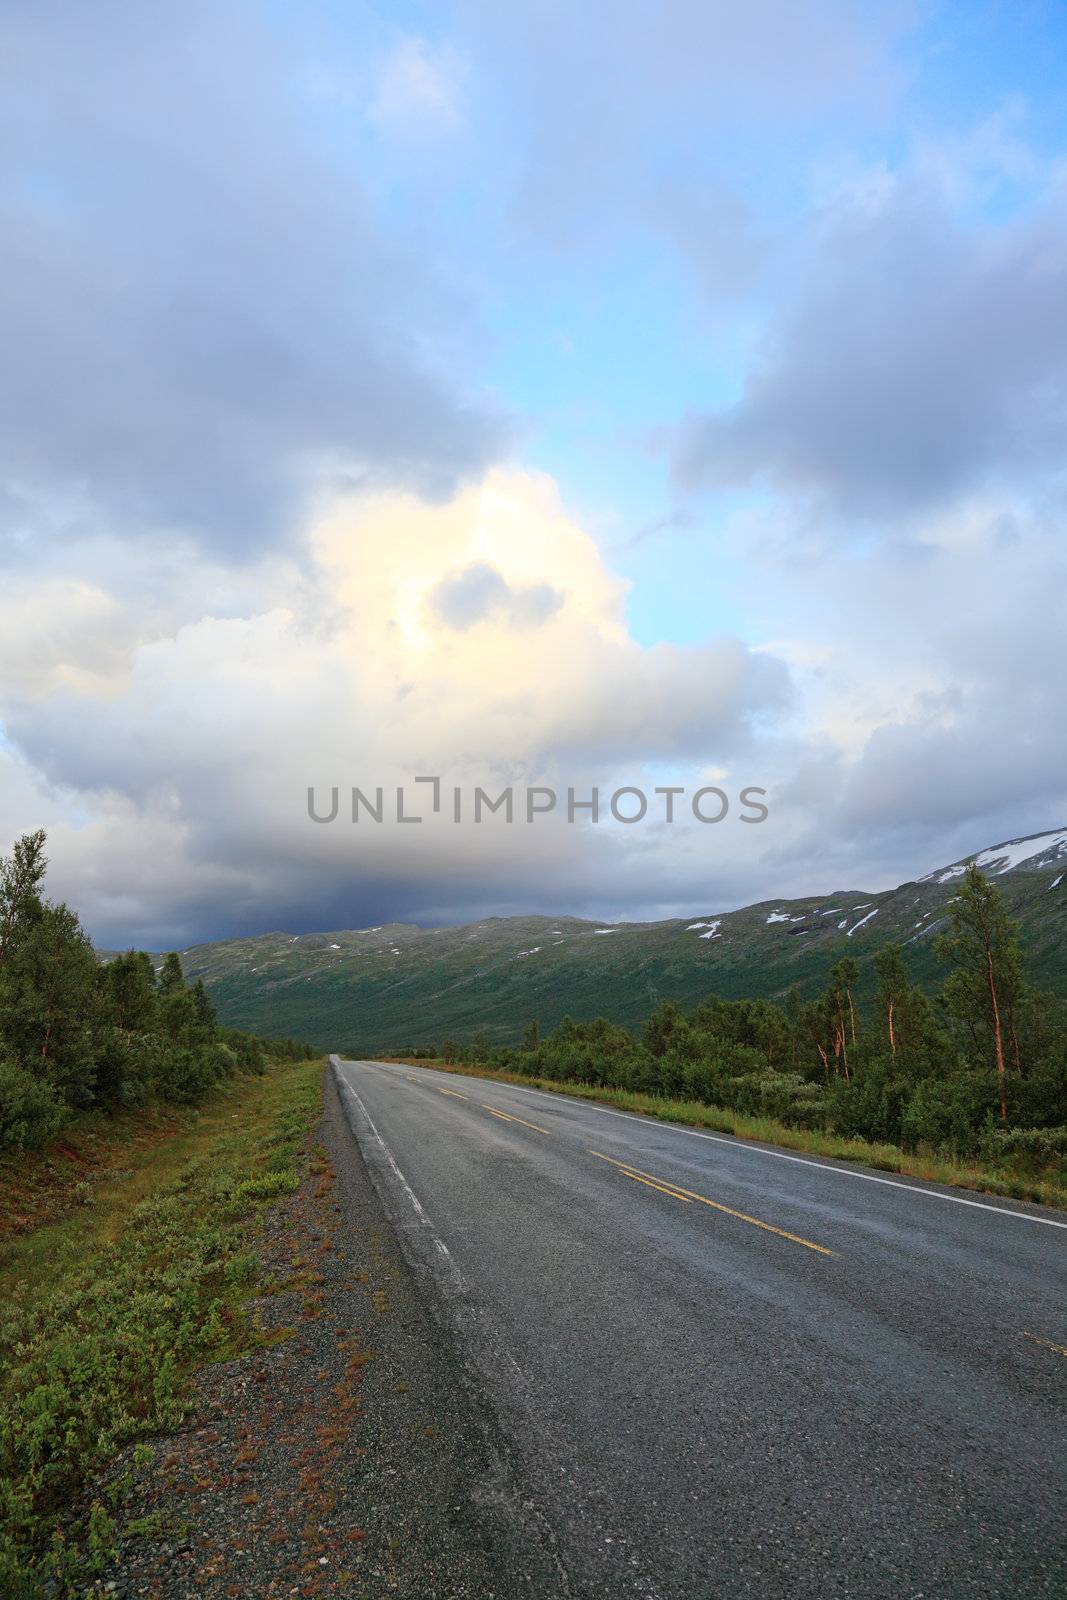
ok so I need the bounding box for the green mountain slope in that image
[158,828,1067,1051]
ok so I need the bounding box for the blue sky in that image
[1,1,1066,943]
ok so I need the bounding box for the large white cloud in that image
[0,471,793,944]
[3,469,1064,946]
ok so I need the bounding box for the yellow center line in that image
[591,1150,834,1256]
[437,1086,469,1100]
[1022,1331,1067,1358]
[623,1171,693,1203]
[482,1104,552,1135]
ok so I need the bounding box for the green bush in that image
[979,1124,1067,1162]
[899,1073,996,1158]
[828,1063,908,1145]
[728,1068,829,1129]
[0,1056,66,1150]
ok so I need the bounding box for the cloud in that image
[0,578,133,699]
[457,0,909,254]
[5,469,1062,947]
[431,562,563,630]
[2,8,1062,948]
[0,470,793,944]
[0,3,505,557]
[369,36,463,132]
[673,131,1067,520]
[753,488,1067,883]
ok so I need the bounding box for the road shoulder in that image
[94,1068,551,1599]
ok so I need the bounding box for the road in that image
[331,1057,1067,1599]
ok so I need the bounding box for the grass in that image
[0,1103,206,1245]
[0,1057,325,1597]
[389,1058,1067,1210]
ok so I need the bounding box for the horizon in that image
[96,820,1067,952]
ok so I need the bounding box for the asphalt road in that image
[331,1057,1067,1600]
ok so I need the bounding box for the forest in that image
[0,831,313,1149]
[440,863,1067,1165]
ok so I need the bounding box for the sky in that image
[2,0,1066,947]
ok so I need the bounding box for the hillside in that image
[150,828,1067,1052]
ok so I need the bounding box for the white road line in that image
[334,1062,463,1275]
[356,1058,1067,1232]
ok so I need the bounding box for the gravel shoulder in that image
[93,1069,553,1600]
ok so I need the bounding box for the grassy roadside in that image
[0,1057,325,1598]
[388,1058,1067,1209]
[1,1104,207,1246]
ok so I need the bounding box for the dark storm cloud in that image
[674,175,1067,519]
[0,2,507,555]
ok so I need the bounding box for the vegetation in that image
[182,833,1067,1051]
[0,830,314,1151]
[0,828,324,1591]
[434,867,1067,1187]
[0,1050,323,1596]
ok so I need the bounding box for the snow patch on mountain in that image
[975,830,1067,874]
[922,828,1067,885]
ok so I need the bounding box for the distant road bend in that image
[331,1057,1066,1600]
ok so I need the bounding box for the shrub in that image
[899,1073,996,1158]
[728,1069,829,1129]
[0,1056,66,1149]
[223,1029,268,1075]
[229,1170,300,1211]
[979,1124,1067,1163]
[828,1063,909,1145]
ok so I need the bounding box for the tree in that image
[101,950,159,1038]
[0,830,47,970]
[873,945,909,1058]
[936,865,1025,1121]
[643,999,683,1057]
[157,952,185,996]
[0,898,100,1106]
[784,986,802,1067]
[191,979,217,1033]
[470,1029,492,1062]
[800,997,834,1078]
[828,960,859,1079]
[835,957,859,1047]
[523,1019,540,1051]
[0,827,283,1145]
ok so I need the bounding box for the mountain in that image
[158,828,1067,1051]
